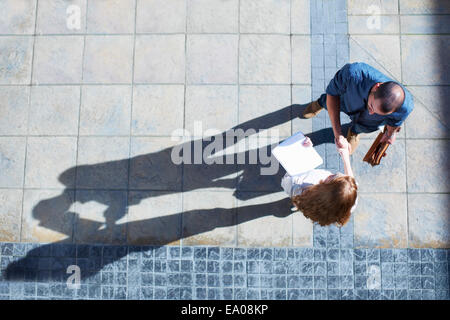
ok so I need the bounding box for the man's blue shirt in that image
[325,62,414,127]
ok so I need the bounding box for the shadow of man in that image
[4,103,341,282]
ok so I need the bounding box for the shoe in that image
[346,126,360,155]
[302,100,323,119]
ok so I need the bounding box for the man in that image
[303,62,414,154]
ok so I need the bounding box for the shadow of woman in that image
[3,103,341,282]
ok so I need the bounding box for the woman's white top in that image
[281,169,358,213]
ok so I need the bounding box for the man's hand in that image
[335,135,351,154]
[380,125,400,145]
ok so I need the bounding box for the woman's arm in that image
[338,145,354,177]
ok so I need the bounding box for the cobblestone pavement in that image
[0,0,448,299]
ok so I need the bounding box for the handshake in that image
[302,135,351,158]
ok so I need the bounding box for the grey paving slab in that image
[0,189,23,242]
[182,190,237,246]
[136,0,186,33]
[348,0,398,15]
[349,35,402,82]
[354,194,408,248]
[131,85,184,136]
[0,37,33,84]
[348,15,399,34]
[32,36,84,84]
[24,137,77,189]
[129,137,182,191]
[0,133,24,178]
[404,86,450,138]
[408,194,450,248]
[406,139,450,193]
[79,85,131,135]
[292,35,312,84]
[401,35,450,85]
[238,85,291,137]
[0,0,37,35]
[351,139,407,193]
[127,191,182,245]
[401,15,450,34]
[399,0,450,14]
[21,189,75,242]
[187,0,238,33]
[87,0,135,34]
[76,137,129,189]
[36,0,87,34]
[239,35,291,84]
[291,0,310,34]
[0,86,29,135]
[134,35,185,83]
[29,86,80,136]
[186,35,238,84]
[83,36,134,84]
[240,0,290,34]
[236,192,295,247]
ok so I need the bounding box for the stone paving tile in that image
[0,0,37,35]
[408,194,450,248]
[291,0,310,34]
[29,86,80,136]
[24,137,77,189]
[238,85,291,137]
[354,194,408,248]
[0,137,26,188]
[131,85,184,136]
[182,190,237,246]
[240,0,290,34]
[36,0,87,34]
[404,86,450,139]
[349,35,402,82]
[239,35,291,84]
[76,137,129,189]
[136,0,186,33]
[406,139,450,193]
[0,36,34,84]
[187,0,239,33]
[0,189,23,242]
[348,0,398,15]
[32,36,84,84]
[129,137,182,191]
[185,85,238,134]
[87,0,135,34]
[292,35,312,84]
[291,85,313,134]
[79,85,131,135]
[83,36,134,84]
[348,15,399,34]
[74,190,128,245]
[186,35,238,84]
[0,86,29,135]
[401,15,450,34]
[351,140,407,193]
[399,0,450,14]
[21,189,75,243]
[401,35,450,85]
[134,35,185,83]
[236,192,294,247]
[127,191,182,245]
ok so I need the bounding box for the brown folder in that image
[363,127,389,166]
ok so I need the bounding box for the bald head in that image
[373,81,405,114]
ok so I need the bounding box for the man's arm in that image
[327,94,350,151]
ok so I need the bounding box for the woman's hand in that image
[302,136,313,147]
[337,144,350,158]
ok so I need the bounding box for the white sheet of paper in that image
[272,131,323,176]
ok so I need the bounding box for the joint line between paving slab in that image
[19,0,40,243]
[398,0,410,250]
[72,0,89,245]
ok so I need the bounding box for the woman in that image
[281,136,358,227]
